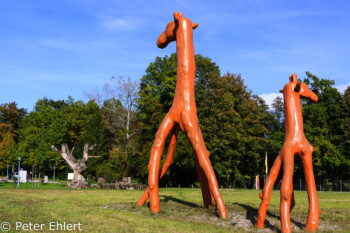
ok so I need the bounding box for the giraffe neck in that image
[174,19,196,102]
[283,90,305,141]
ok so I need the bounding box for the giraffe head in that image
[280,74,318,102]
[157,12,199,49]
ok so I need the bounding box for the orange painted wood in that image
[136,12,227,218]
[256,74,320,233]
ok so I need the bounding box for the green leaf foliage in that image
[299,72,345,180]
[15,97,102,175]
[136,53,271,187]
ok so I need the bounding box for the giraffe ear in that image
[173,12,180,21]
[294,81,302,92]
[192,23,199,29]
[279,89,284,93]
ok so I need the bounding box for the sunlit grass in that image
[0,186,349,232]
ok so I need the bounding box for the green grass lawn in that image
[0,182,69,190]
[0,185,349,232]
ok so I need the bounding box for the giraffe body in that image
[256,74,320,233]
[136,12,227,219]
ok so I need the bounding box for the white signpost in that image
[19,170,27,183]
[67,173,74,180]
[67,173,74,186]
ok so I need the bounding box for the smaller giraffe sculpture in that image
[136,12,227,218]
[256,74,321,233]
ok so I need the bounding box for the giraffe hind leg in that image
[194,151,213,208]
[185,122,227,218]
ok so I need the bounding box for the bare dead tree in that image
[86,76,139,151]
[51,143,100,188]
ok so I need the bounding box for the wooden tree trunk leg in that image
[301,153,319,232]
[136,187,150,206]
[148,146,163,213]
[194,152,213,208]
[280,152,294,233]
[290,189,295,212]
[256,153,283,228]
[193,144,227,218]
[159,126,179,178]
[137,126,179,207]
[148,114,174,213]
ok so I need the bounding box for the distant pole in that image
[265,152,268,179]
[12,165,14,179]
[53,166,56,181]
[17,157,21,188]
[32,165,34,188]
[6,165,9,181]
[340,180,342,192]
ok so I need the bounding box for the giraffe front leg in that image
[280,151,294,233]
[256,152,283,228]
[136,126,179,207]
[147,114,174,213]
[301,152,319,232]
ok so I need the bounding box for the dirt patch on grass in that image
[104,201,345,232]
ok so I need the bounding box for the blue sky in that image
[1,0,349,111]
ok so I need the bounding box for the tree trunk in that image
[69,171,87,188]
[51,143,100,189]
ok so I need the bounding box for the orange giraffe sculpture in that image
[256,74,320,233]
[136,12,228,218]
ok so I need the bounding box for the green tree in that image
[197,73,269,187]
[87,76,140,178]
[137,53,192,185]
[0,102,27,131]
[339,86,350,178]
[74,106,110,180]
[301,72,344,180]
[0,102,27,172]
[15,97,100,175]
[264,96,285,173]
[0,124,16,173]
[137,53,270,187]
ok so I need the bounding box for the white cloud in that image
[101,17,142,31]
[336,82,350,93]
[260,82,350,110]
[259,92,283,109]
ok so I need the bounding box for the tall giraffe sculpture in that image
[136,12,228,218]
[256,74,320,233]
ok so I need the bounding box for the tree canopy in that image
[0,55,348,185]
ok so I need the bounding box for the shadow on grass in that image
[160,195,200,208]
[233,202,304,232]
